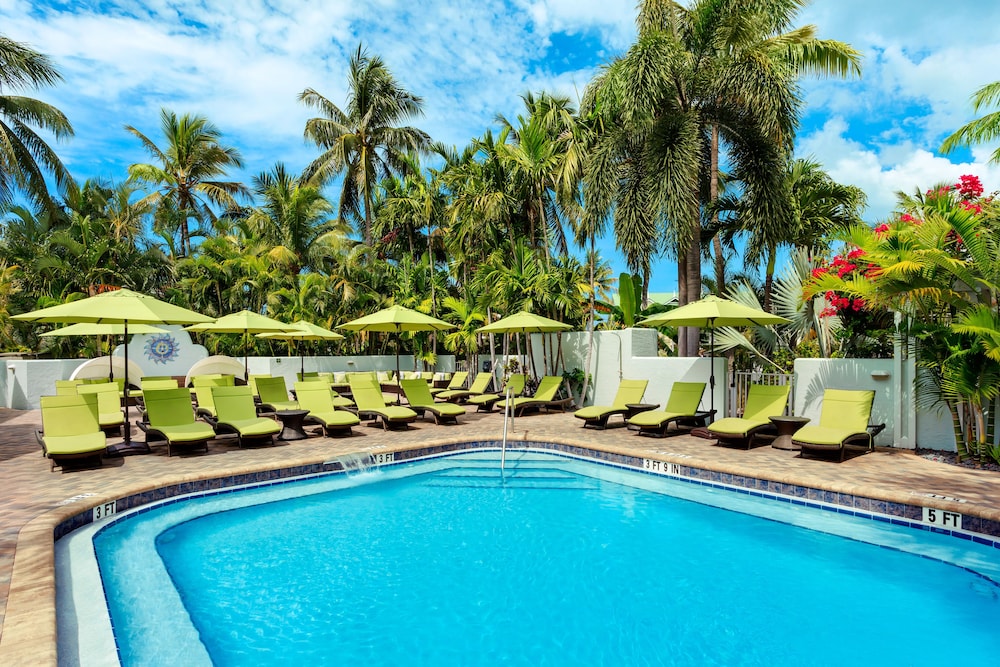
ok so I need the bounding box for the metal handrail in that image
[500,383,514,474]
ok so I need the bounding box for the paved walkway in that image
[1,405,999,664]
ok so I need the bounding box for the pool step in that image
[424,477,598,490]
[425,466,596,489]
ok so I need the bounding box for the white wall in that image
[2,355,456,409]
[543,328,726,417]
[4,359,84,409]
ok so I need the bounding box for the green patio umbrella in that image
[637,295,789,419]
[12,288,214,446]
[257,320,345,377]
[41,322,168,382]
[338,305,455,403]
[186,310,295,380]
[477,311,572,379]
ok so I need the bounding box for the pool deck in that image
[2,404,1000,664]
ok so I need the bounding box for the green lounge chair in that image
[192,375,234,419]
[247,374,272,398]
[141,387,215,456]
[497,376,568,417]
[76,382,126,436]
[349,377,418,430]
[210,385,281,447]
[297,379,355,408]
[141,377,179,391]
[294,382,360,436]
[54,379,86,395]
[628,382,707,437]
[467,373,526,412]
[708,384,791,448]
[297,371,320,382]
[37,394,107,471]
[436,371,494,403]
[400,379,466,425]
[574,379,649,429]
[429,371,468,396]
[792,389,877,462]
[256,376,299,412]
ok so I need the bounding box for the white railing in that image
[729,371,793,417]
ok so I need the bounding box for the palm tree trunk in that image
[678,252,688,355]
[683,235,702,357]
[710,124,725,293]
[762,243,779,312]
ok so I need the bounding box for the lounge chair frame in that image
[629,382,710,437]
[793,389,880,462]
[574,379,649,429]
[400,379,466,425]
[139,387,215,456]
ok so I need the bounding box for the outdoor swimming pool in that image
[58,450,1000,666]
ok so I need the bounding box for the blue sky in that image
[4,0,1000,292]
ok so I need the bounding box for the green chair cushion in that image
[43,432,107,456]
[153,422,216,443]
[220,417,281,437]
[791,425,859,446]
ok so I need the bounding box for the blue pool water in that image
[86,452,999,666]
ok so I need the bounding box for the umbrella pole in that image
[244,329,250,382]
[395,327,402,405]
[709,324,716,423]
[122,321,134,447]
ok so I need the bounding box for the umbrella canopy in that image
[11,288,214,326]
[477,311,572,378]
[40,322,168,337]
[257,320,345,376]
[637,295,789,419]
[338,305,455,402]
[12,288,213,446]
[186,310,294,380]
[477,311,573,334]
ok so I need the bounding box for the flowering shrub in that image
[811,248,873,318]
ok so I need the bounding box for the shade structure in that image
[637,295,789,419]
[337,305,455,403]
[257,320,345,376]
[477,311,572,378]
[184,355,245,387]
[186,310,294,380]
[12,288,214,447]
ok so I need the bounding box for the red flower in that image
[957,174,984,199]
[811,267,828,278]
[874,223,891,235]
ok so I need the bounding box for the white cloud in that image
[798,117,1000,219]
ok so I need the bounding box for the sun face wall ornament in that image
[144,333,180,365]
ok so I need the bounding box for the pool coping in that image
[3,433,999,665]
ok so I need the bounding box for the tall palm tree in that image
[583,0,861,355]
[941,81,1000,163]
[245,162,348,279]
[0,36,73,209]
[299,44,431,246]
[126,108,249,257]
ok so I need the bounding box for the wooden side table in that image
[625,403,660,431]
[769,415,810,450]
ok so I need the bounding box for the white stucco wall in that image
[543,328,726,417]
[4,359,85,410]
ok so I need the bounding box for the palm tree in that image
[299,44,431,246]
[0,36,73,209]
[718,157,866,309]
[125,108,249,257]
[583,0,861,355]
[245,162,348,279]
[941,81,1000,163]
